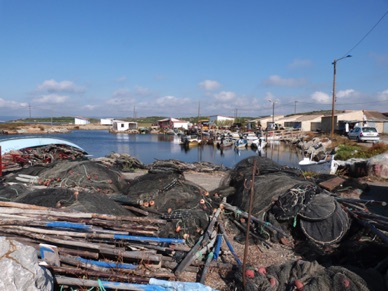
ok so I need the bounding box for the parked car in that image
[348,126,380,143]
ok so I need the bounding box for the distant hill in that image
[0,116,22,122]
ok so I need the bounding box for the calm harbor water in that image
[0,130,304,169]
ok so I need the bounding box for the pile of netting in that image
[231,259,386,291]
[114,168,217,245]
[3,160,129,193]
[92,153,148,172]
[222,156,351,248]
[0,160,132,215]
[2,144,87,172]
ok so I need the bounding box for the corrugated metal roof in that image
[364,110,388,121]
[296,114,323,121]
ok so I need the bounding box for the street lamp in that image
[331,54,352,138]
[268,99,278,129]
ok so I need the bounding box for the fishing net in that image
[1,144,87,172]
[13,188,131,215]
[232,259,384,291]
[92,152,148,172]
[0,183,29,201]
[224,156,311,217]
[223,156,352,248]
[120,170,215,243]
[299,199,350,246]
[3,160,129,194]
[271,183,321,220]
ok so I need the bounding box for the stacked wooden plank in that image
[0,200,234,290]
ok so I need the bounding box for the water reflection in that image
[0,131,304,169]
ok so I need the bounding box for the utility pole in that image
[331,55,351,138]
[29,104,32,118]
[267,99,278,130]
[197,101,200,124]
[294,101,298,114]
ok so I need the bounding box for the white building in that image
[100,118,114,125]
[112,120,138,131]
[158,118,189,130]
[74,117,90,125]
[208,115,235,127]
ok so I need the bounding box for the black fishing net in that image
[224,156,314,219]
[119,170,215,244]
[13,188,131,215]
[271,183,321,221]
[0,183,29,201]
[232,259,385,291]
[3,160,129,194]
[299,199,350,246]
[92,152,148,172]
[223,156,353,248]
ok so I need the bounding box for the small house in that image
[74,117,90,125]
[100,118,114,125]
[157,118,189,130]
[112,120,138,132]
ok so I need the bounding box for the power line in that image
[344,10,388,57]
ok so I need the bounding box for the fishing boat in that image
[234,138,248,149]
[179,135,202,147]
[299,154,338,174]
[250,137,267,150]
[215,137,234,149]
[0,137,86,155]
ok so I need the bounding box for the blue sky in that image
[0,0,387,119]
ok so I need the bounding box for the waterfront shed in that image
[100,118,114,125]
[157,118,189,130]
[321,110,388,134]
[74,117,90,125]
[112,120,138,131]
[256,115,284,130]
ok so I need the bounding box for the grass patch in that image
[335,142,388,160]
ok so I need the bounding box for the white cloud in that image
[288,59,312,69]
[199,80,221,91]
[377,89,388,101]
[33,94,68,104]
[135,86,151,96]
[155,96,190,107]
[336,89,356,98]
[263,75,307,87]
[112,88,131,98]
[0,98,28,108]
[106,88,135,105]
[214,91,236,101]
[84,104,97,110]
[311,91,330,104]
[37,79,84,93]
[106,98,134,105]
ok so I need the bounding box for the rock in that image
[0,237,53,291]
[367,153,388,179]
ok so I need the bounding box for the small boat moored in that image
[299,154,338,174]
[0,137,88,172]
